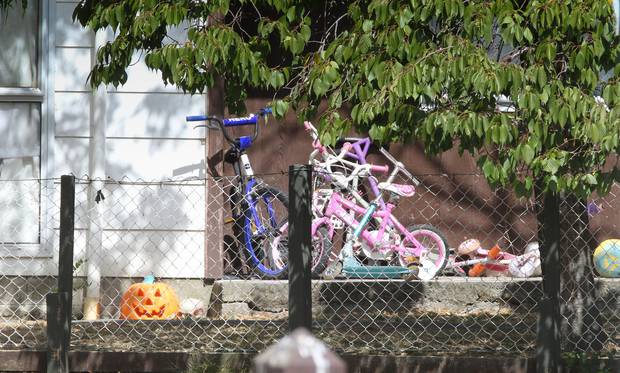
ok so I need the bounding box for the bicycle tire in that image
[309,226,333,276]
[228,184,254,277]
[242,183,289,278]
[402,224,450,277]
[269,224,334,278]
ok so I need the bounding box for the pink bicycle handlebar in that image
[305,121,328,153]
[369,164,389,174]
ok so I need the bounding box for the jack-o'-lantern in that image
[120,276,180,320]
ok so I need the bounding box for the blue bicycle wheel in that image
[242,179,289,278]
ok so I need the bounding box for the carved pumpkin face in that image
[120,282,180,320]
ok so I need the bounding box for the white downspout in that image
[83,30,107,320]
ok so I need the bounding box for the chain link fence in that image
[0,173,618,357]
[0,178,58,349]
[312,172,619,356]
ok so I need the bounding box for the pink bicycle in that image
[304,122,449,280]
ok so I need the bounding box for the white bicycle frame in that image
[305,122,421,255]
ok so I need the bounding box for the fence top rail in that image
[0,177,59,182]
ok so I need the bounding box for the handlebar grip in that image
[369,164,390,174]
[341,142,353,152]
[186,115,208,122]
[222,115,259,127]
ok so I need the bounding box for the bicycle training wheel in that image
[242,181,289,278]
[401,224,449,280]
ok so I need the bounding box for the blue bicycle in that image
[187,108,286,277]
[187,109,332,279]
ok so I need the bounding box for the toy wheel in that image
[401,224,449,279]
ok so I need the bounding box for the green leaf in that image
[482,159,498,181]
[286,6,296,23]
[362,20,373,33]
[575,51,585,69]
[521,144,535,164]
[543,158,561,174]
[273,100,289,117]
[584,174,598,185]
[369,125,386,141]
[269,71,285,89]
[312,77,330,97]
[523,28,533,43]
[558,107,568,127]
[324,65,339,83]
[300,25,311,42]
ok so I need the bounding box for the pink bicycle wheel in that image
[400,224,449,277]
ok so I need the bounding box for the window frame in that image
[0,0,54,258]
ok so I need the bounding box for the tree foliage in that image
[3,0,619,198]
[293,0,620,198]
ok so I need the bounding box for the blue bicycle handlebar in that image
[186,115,208,122]
[185,107,272,126]
[186,107,271,146]
[223,114,259,126]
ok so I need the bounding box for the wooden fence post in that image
[47,175,75,373]
[288,165,313,332]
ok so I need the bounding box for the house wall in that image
[54,1,207,279]
[1,1,208,279]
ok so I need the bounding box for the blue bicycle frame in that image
[187,108,288,277]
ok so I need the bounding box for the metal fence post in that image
[536,189,562,373]
[204,65,226,280]
[47,175,75,373]
[288,164,313,332]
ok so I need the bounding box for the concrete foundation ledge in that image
[208,277,620,318]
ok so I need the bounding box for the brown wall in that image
[221,98,619,254]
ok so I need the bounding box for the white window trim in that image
[0,88,44,101]
[0,1,55,258]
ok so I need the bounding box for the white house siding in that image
[1,1,207,279]
[0,1,54,278]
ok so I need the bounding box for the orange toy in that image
[467,245,502,277]
[120,276,180,320]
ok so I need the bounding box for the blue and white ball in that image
[593,239,620,278]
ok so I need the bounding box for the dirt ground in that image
[0,314,551,354]
[2,313,618,356]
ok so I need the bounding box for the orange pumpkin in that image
[119,276,180,320]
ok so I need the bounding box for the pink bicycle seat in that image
[378,182,415,197]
